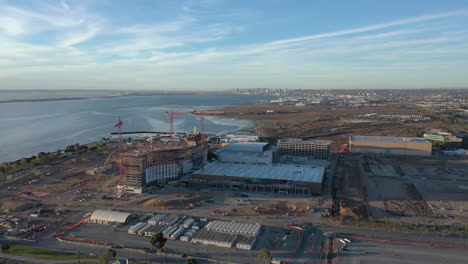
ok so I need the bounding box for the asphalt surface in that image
[336,239,468,264]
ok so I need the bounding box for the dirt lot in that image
[0,143,333,248]
[341,154,468,225]
[211,104,468,150]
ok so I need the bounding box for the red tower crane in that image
[114,117,124,187]
[166,111,186,143]
[193,108,224,168]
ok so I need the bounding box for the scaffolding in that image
[122,144,194,192]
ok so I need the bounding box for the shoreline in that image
[0,96,119,104]
[0,92,204,104]
[0,96,267,165]
[0,114,257,166]
[206,104,468,150]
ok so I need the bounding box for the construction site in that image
[335,153,468,226]
[3,104,466,263]
[122,144,201,194]
[0,109,335,264]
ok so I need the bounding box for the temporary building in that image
[89,210,132,224]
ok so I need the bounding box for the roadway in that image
[336,239,467,264]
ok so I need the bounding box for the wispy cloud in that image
[267,10,468,47]
[0,1,467,90]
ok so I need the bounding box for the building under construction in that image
[123,139,204,193]
[277,138,331,160]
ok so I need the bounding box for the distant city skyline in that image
[1,0,468,90]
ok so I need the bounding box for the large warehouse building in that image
[423,130,463,149]
[277,139,331,160]
[349,136,432,156]
[193,161,325,195]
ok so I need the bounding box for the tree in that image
[419,227,428,240]
[257,248,272,264]
[441,228,450,239]
[20,158,30,165]
[98,249,116,264]
[37,152,47,158]
[383,217,390,230]
[1,243,10,252]
[353,215,361,228]
[368,217,375,231]
[150,232,167,253]
[186,258,198,264]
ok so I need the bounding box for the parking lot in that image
[337,239,468,264]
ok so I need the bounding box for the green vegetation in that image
[4,245,92,260]
[187,258,199,264]
[98,249,117,264]
[257,248,273,264]
[1,243,10,252]
[0,140,109,178]
[150,232,167,253]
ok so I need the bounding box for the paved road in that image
[319,224,468,247]
[336,240,468,264]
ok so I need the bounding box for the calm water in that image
[0,93,269,163]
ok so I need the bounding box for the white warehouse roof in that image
[194,161,324,183]
[350,136,430,144]
[90,210,132,223]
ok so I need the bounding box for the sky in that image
[0,0,468,90]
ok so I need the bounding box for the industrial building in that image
[423,130,463,149]
[206,221,261,236]
[124,213,260,250]
[88,210,132,225]
[349,136,432,156]
[192,220,261,250]
[215,142,279,164]
[128,222,147,234]
[192,229,238,248]
[226,134,259,142]
[193,161,325,195]
[122,144,200,193]
[277,139,331,160]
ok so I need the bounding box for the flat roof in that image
[193,161,324,183]
[217,150,269,158]
[224,142,269,152]
[278,138,331,145]
[349,136,430,144]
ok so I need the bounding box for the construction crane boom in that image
[166,111,186,143]
[94,150,116,183]
[193,108,223,168]
[114,117,124,187]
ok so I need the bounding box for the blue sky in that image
[0,0,468,90]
